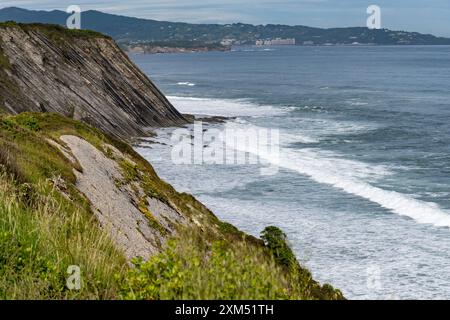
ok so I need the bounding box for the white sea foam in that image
[224,121,450,228]
[177,82,196,86]
[307,118,375,135]
[281,132,319,144]
[347,100,369,106]
[167,96,286,117]
[165,96,450,228]
[280,117,377,145]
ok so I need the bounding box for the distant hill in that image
[1,7,450,45]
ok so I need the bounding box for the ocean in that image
[130,45,450,299]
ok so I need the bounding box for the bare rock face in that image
[59,135,186,260]
[0,23,187,139]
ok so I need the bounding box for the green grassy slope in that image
[0,112,344,300]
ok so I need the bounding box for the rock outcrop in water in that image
[0,22,187,139]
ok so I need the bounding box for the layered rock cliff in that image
[0,22,187,139]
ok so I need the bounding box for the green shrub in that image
[14,114,41,131]
[261,226,345,300]
[261,226,297,269]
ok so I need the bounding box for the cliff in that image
[0,23,344,300]
[0,112,344,299]
[0,22,187,139]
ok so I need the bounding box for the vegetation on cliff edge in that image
[0,112,344,300]
[0,21,111,40]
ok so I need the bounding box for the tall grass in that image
[119,229,344,300]
[119,231,289,300]
[0,171,127,299]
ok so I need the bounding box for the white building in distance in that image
[256,38,296,46]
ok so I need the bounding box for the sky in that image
[1,0,450,37]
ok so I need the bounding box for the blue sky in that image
[2,0,450,37]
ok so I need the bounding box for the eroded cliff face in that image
[57,134,188,260]
[0,23,187,139]
[0,112,220,261]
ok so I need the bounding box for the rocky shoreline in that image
[123,44,231,54]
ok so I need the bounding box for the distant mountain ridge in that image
[1,6,450,45]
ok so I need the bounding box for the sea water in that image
[130,45,450,299]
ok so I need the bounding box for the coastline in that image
[131,75,450,299]
[123,44,450,56]
[122,45,231,54]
